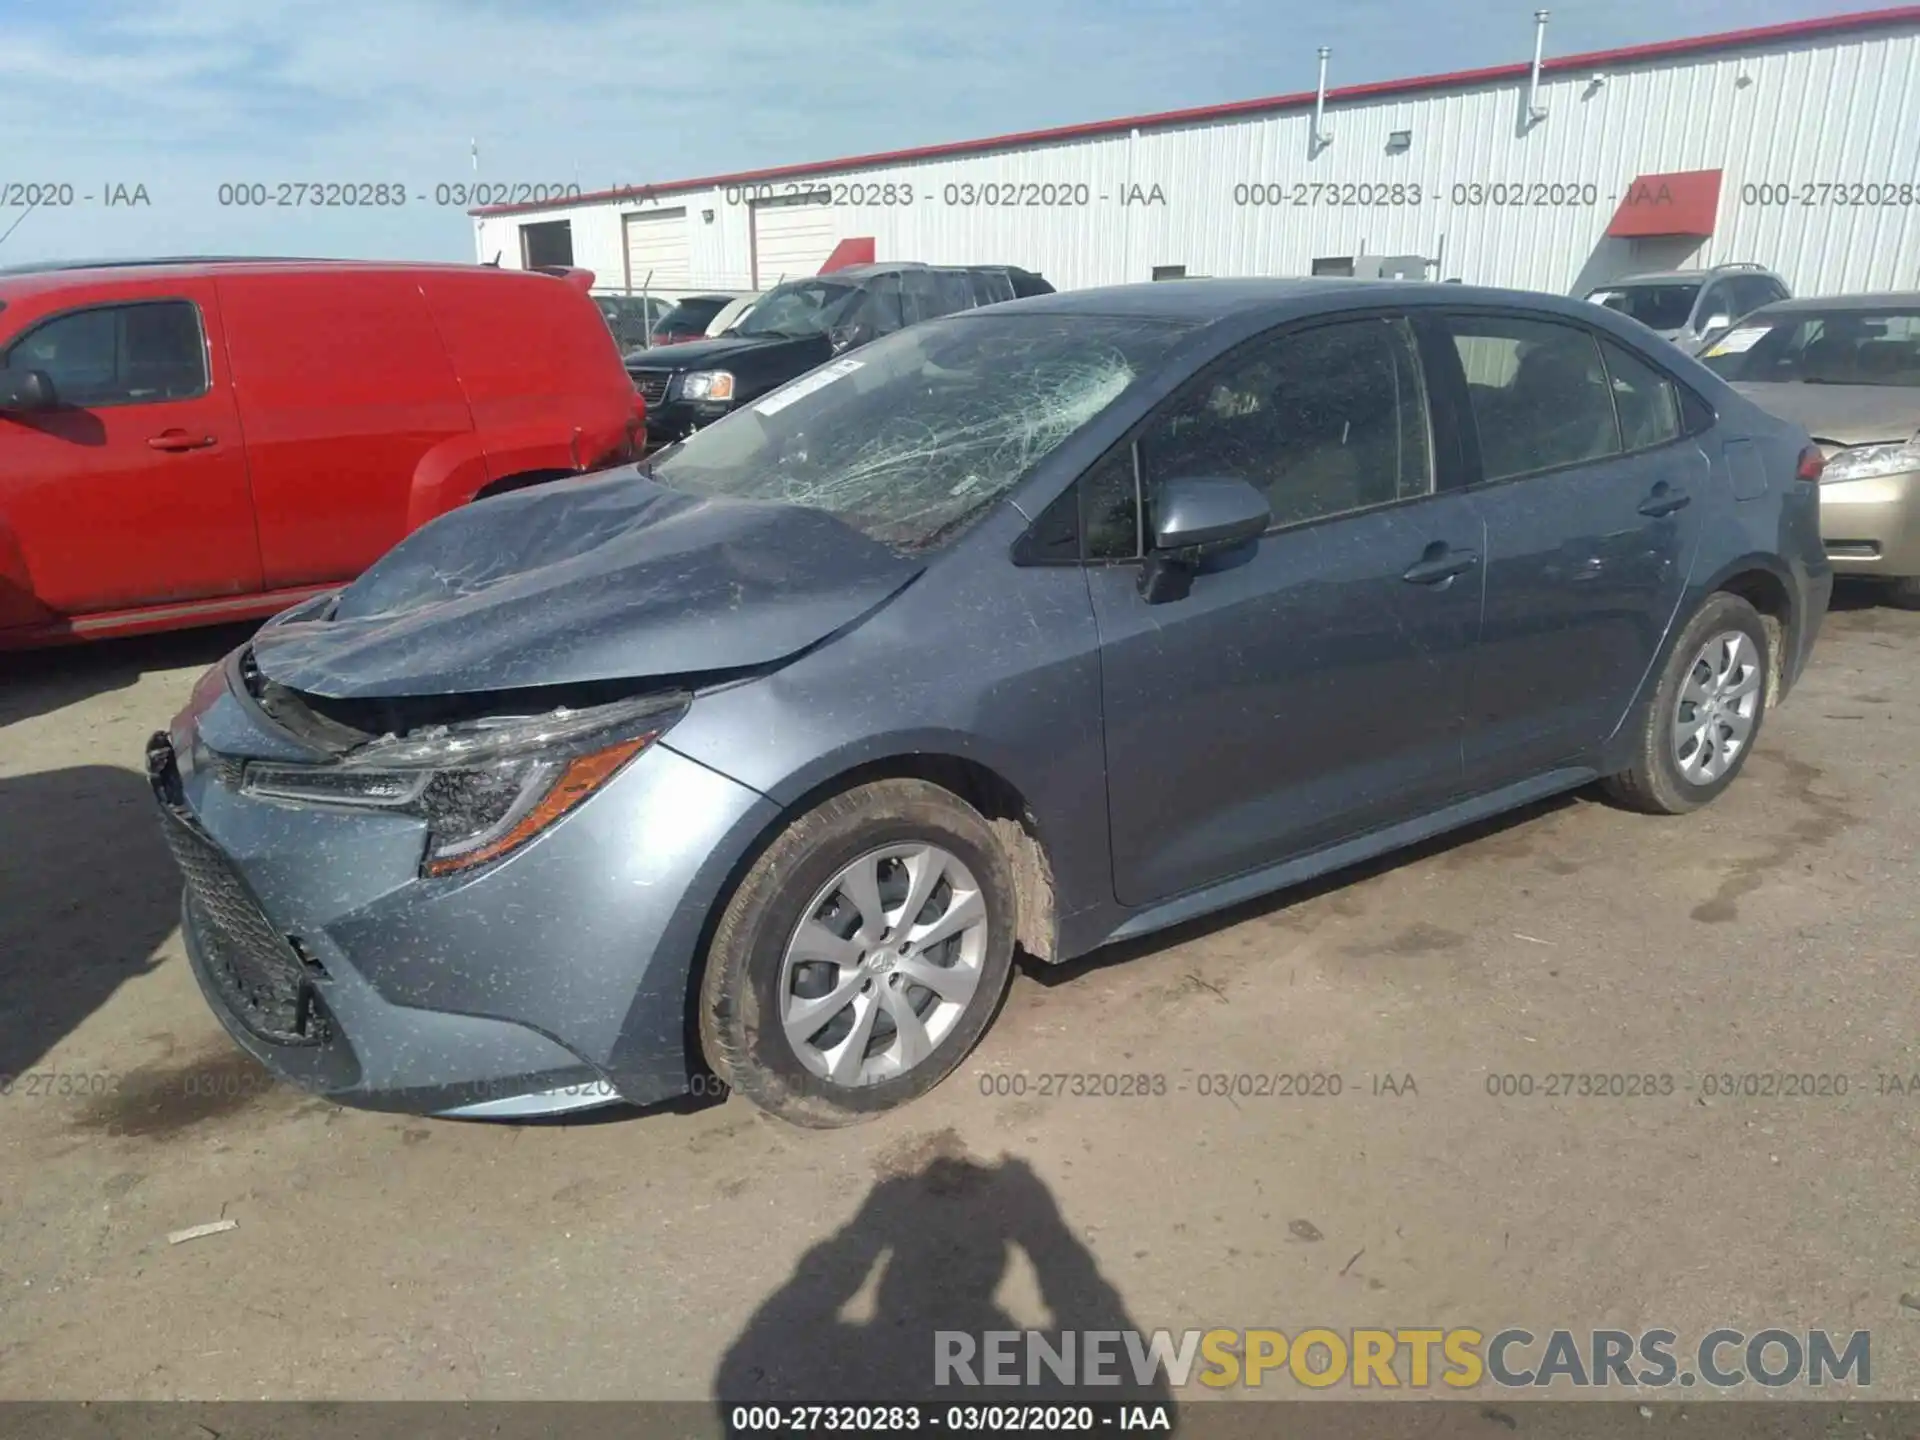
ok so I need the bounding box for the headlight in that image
[677,370,735,403]
[1822,438,1920,483]
[239,692,687,876]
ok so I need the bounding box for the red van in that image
[0,258,645,649]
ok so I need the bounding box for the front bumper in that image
[639,392,736,445]
[147,666,778,1118]
[1819,469,1920,577]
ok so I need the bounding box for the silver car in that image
[1698,294,1920,605]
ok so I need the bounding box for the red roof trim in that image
[473,6,1920,219]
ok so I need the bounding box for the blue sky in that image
[0,0,1854,264]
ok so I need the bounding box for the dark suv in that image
[628,262,1052,445]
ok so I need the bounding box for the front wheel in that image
[1602,592,1770,815]
[698,779,1017,1127]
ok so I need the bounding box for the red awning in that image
[818,237,876,273]
[1606,169,1723,239]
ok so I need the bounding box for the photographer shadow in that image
[714,1150,1174,1428]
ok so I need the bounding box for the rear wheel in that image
[698,779,1016,1127]
[1602,593,1770,815]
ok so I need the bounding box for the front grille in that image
[147,737,330,1047]
[630,370,672,408]
[1826,540,1881,559]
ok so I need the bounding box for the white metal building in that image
[473,8,1920,305]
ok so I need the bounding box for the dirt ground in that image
[3,591,1919,1408]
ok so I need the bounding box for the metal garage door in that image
[622,208,691,295]
[750,195,838,288]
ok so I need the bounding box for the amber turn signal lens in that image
[422,732,656,877]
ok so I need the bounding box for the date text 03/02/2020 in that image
[1484,1070,1920,1098]
[212,182,592,208]
[718,180,1169,208]
[972,1070,1418,1099]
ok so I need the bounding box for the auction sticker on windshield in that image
[1706,326,1772,356]
[755,358,865,417]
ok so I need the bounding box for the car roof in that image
[0,256,562,301]
[797,262,1037,283]
[971,276,1618,327]
[1741,291,1920,314]
[1598,267,1780,285]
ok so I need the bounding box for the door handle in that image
[1402,547,1480,585]
[1638,486,1691,517]
[147,432,217,452]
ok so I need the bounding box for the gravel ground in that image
[2,591,1917,1410]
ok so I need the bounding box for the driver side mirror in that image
[0,367,57,414]
[1139,475,1270,603]
[1701,314,1731,336]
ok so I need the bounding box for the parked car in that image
[704,293,762,337]
[0,258,643,649]
[650,294,746,346]
[593,293,672,352]
[149,279,1830,1127]
[626,262,1054,445]
[1584,263,1790,350]
[1697,293,1920,605]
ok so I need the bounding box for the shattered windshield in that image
[650,312,1193,550]
[730,279,861,338]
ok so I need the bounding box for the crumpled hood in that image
[1729,382,1920,448]
[249,468,923,699]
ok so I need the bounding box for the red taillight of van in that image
[1796,445,1826,482]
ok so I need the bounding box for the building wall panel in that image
[476,22,1920,301]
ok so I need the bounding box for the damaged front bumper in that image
[146,648,778,1119]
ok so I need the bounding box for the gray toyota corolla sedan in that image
[148,279,1832,1127]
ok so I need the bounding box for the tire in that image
[698,779,1017,1127]
[1602,592,1771,816]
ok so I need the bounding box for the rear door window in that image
[1598,339,1682,451]
[1446,315,1623,481]
[6,300,206,406]
[906,272,975,324]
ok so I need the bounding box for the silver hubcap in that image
[1672,629,1762,785]
[778,844,989,1087]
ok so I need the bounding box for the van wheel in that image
[1603,593,1770,815]
[699,780,1016,1128]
